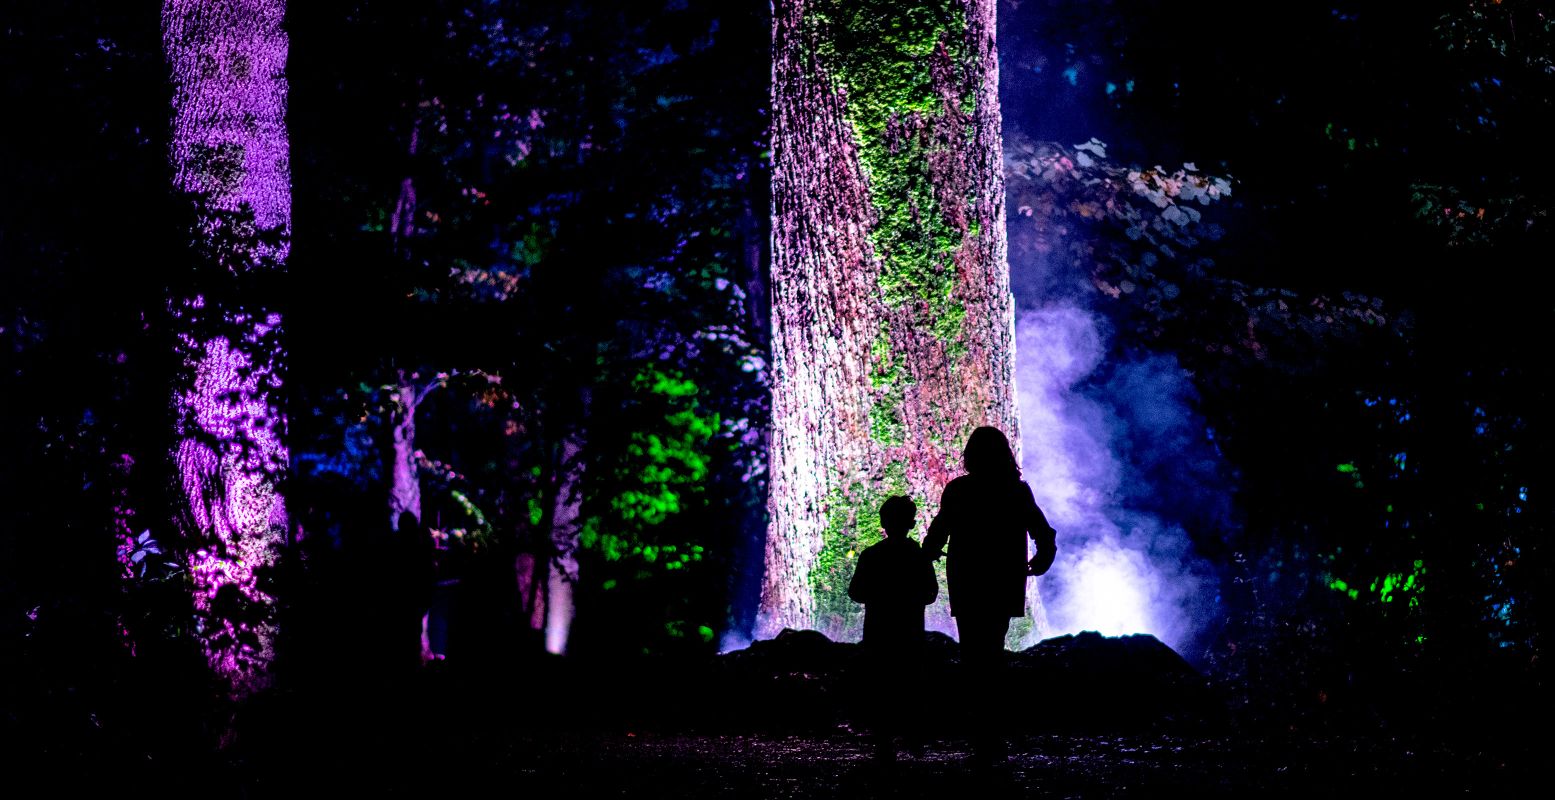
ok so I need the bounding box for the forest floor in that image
[222,726,1529,798]
[13,631,1541,796]
[16,679,1537,798]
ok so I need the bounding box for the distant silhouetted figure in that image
[849,495,938,762]
[923,426,1057,761]
[391,511,437,670]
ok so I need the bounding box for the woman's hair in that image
[963,426,1019,477]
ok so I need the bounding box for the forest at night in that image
[2,1,1548,795]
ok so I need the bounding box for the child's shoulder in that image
[866,537,920,555]
[859,538,892,555]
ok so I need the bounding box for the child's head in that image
[879,495,917,538]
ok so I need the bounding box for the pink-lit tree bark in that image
[543,430,585,655]
[388,374,434,529]
[163,0,290,688]
[510,429,586,656]
[757,0,1020,640]
[388,373,437,662]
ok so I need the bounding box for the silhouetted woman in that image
[923,426,1056,758]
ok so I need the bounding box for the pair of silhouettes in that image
[847,426,1057,763]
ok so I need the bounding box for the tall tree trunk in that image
[544,423,586,655]
[163,0,290,689]
[388,374,432,529]
[758,0,1019,640]
[388,374,436,662]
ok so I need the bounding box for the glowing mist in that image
[1015,306,1211,652]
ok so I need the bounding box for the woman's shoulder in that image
[949,472,1027,488]
[942,474,981,497]
[945,474,976,489]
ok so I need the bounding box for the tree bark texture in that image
[163,0,290,687]
[759,0,1019,640]
[388,377,429,529]
[544,427,586,655]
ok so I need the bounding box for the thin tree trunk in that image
[387,375,438,662]
[390,101,420,250]
[544,426,586,655]
[163,0,290,689]
[740,194,770,339]
[514,551,548,636]
[388,376,425,528]
[759,0,1019,640]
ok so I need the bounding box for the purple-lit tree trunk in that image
[758,0,1019,640]
[388,374,438,662]
[388,374,437,529]
[508,428,585,655]
[163,0,289,688]
[543,431,585,654]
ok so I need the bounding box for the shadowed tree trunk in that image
[162,0,289,689]
[758,0,1019,640]
[387,372,444,663]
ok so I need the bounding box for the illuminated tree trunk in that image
[388,374,438,529]
[163,0,289,688]
[388,387,421,526]
[757,0,1019,641]
[543,430,585,655]
[388,375,441,662]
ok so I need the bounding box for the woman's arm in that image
[922,483,956,561]
[1023,482,1058,576]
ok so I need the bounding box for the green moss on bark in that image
[812,460,912,634]
[868,323,911,446]
[807,0,973,343]
[869,384,907,446]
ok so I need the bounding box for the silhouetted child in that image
[848,495,938,761]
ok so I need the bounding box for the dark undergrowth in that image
[6,629,1543,796]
